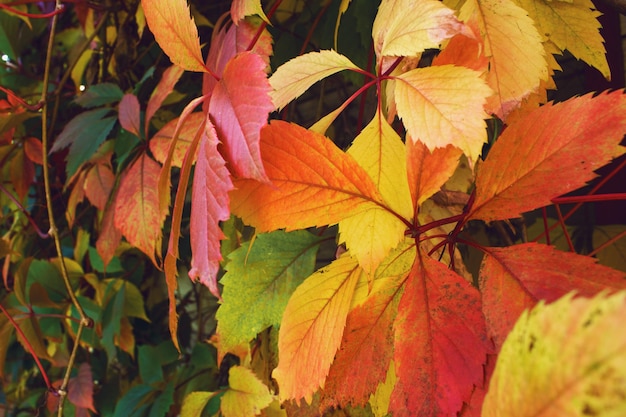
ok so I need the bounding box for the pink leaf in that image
[209,52,273,181]
[188,120,234,298]
[68,363,96,412]
[118,94,141,137]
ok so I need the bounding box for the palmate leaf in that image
[468,91,626,223]
[389,253,492,417]
[216,230,322,352]
[394,64,492,161]
[272,255,363,402]
[483,291,626,416]
[479,243,626,348]
[230,121,386,232]
[141,0,207,72]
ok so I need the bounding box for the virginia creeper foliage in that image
[0,0,625,416]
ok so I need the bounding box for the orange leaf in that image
[150,111,204,167]
[390,254,492,417]
[145,65,185,134]
[114,153,165,266]
[468,91,626,222]
[479,243,626,348]
[230,121,385,232]
[84,162,114,211]
[230,0,269,23]
[96,199,122,269]
[273,255,363,402]
[141,0,207,72]
[188,121,233,298]
[23,136,43,165]
[209,52,274,182]
[407,140,463,208]
[9,147,34,201]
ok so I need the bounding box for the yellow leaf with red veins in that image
[114,153,165,266]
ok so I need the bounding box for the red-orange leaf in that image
[141,0,207,72]
[480,243,626,348]
[96,199,122,269]
[209,52,273,182]
[150,112,204,167]
[84,162,114,211]
[230,121,385,232]
[145,65,185,135]
[390,254,492,417]
[118,93,141,137]
[114,153,165,266]
[188,121,233,298]
[469,91,626,222]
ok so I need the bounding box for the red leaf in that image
[68,363,96,412]
[469,91,626,222]
[23,136,43,165]
[145,65,185,135]
[209,52,273,182]
[118,94,141,137]
[480,243,626,348]
[10,148,34,201]
[97,199,122,269]
[390,254,492,417]
[114,153,165,266]
[188,120,234,298]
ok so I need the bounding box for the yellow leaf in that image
[141,0,207,72]
[269,50,359,110]
[514,0,609,79]
[483,291,626,417]
[373,0,463,63]
[394,65,491,161]
[273,254,363,402]
[221,366,273,417]
[369,361,396,417]
[181,392,216,417]
[459,0,548,119]
[231,0,269,24]
[339,112,412,275]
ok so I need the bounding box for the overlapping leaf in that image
[188,121,233,298]
[479,243,626,348]
[483,291,626,416]
[141,0,207,72]
[230,121,386,232]
[221,366,273,417]
[150,112,204,167]
[230,0,269,23]
[272,254,363,402]
[390,253,492,417]
[468,91,626,222]
[217,230,322,352]
[145,65,185,134]
[114,153,165,266]
[459,0,548,119]
[394,64,491,161]
[118,94,141,137]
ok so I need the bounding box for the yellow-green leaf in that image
[180,392,216,417]
[483,291,626,417]
[221,366,273,417]
[394,65,491,161]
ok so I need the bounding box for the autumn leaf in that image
[390,254,492,417]
[216,230,322,352]
[9,147,34,201]
[230,121,386,232]
[145,65,185,135]
[269,50,359,110]
[483,291,626,417]
[231,0,269,23]
[84,162,114,211]
[188,121,233,298]
[479,243,626,348]
[394,64,491,161]
[339,111,413,275]
[221,366,273,417]
[181,392,216,417]
[141,0,207,72]
[272,254,363,402]
[118,93,141,137]
[96,195,122,269]
[114,153,165,266]
[372,0,463,61]
[149,112,204,167]
[468,91,626,223]
[459,0,548,119]
[514,0,609,79]
[209,52,274,182]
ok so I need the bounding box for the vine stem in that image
[39,1,91,414]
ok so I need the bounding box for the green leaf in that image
[74,83,124,108]
[216,230,323,351]
[148,381,175,417]
[101,281,126,359]
[113,384,154,417]
[138,345,165,385]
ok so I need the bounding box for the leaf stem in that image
[0,183,49,239]
[0,2,65,18]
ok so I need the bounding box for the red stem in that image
[246,0,284,52]
[555,204,575,252]
[0,2,65,18]
[0,303,53,390]
[589,228,626,257]
[552,193,626,204]
[0,183,49,239]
